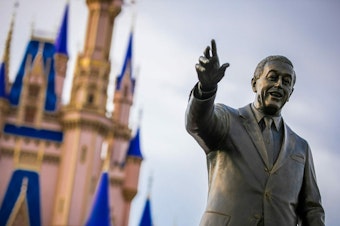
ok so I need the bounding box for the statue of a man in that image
[185,40,325,226]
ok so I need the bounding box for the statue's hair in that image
[253,55,296,85]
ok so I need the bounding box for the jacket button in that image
[264,167,272,174]
[254,214,261,219]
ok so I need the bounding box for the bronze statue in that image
[186,40,325,226]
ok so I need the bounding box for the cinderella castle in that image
[0,0,153,225]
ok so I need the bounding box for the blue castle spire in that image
[54,3,69,56]
[85,171,111,226]
[0,170,42,226]
[126,127,143,159]
[0,62,6,98]
[8,40,57,111]
[139,197,153,226]
[116,31,135,92]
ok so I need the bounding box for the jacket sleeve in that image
[185,83,229,154]
[297,143,325,225]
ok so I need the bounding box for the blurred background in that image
[0,0,339,225]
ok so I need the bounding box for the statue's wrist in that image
[199,82,217,92]
[196,82,217,99]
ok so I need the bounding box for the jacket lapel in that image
[238,105,271,168]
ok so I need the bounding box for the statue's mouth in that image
[269,90,283,98]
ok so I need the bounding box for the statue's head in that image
[251,55,296,115]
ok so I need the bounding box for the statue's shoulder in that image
[237,104,253,118]
[215,103,254,120]
[215,103,239,118]
[215,103,238,112]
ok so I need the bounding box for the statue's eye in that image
[283,79,290,85]
[267,72,277,81]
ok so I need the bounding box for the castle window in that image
[28,85,40,97]
[24,106,36,123]
[91,69,99,78]
[87,94,94,104]
[123,85,128,97]
[80,146,87,163]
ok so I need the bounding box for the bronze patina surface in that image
[185,40,325,226]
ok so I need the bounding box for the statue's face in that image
[252,60,295,115]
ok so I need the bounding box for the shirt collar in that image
[251,104,282,131]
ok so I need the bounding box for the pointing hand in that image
[195,39,229,91]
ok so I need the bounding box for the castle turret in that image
[113,31,135,125]
[2,11,15,93]
[54,3,69,109]
[68,0,122,112]
[0,11,15,137]
[123,127,143,198]
[18,42,47,126]
[111,31,136,166]
[0,17,63,225]
[52,1,123,225]
[122,127,143,226]
[108,29,139,226]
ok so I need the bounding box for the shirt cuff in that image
[193,82,217,99]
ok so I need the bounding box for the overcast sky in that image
[1,0,340,225]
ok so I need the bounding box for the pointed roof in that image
[126,127,143,159]
[0,62,6,98]
[9,40,57,111]
[0,169,41,226]
[116,31,135,92]
[139,197,153,226]
[2,7,16,94]
[85,171,111,226]
[54,3,69,56]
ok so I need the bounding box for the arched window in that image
[25,106,36,123]
[123,85,128,97]
[28,85,40,98]
[87,94,94,104]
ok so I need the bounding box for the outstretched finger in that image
[211,39,217,57]
[204,46,211,59]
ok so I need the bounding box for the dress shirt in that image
[251,104,283,165]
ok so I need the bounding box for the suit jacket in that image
[185,87,325,226]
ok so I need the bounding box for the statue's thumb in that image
[219,63,230,75]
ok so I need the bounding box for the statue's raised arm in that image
[195,39,230,91]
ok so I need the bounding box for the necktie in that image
[263,117,274,167]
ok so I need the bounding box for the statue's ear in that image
[251,78,257,92]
